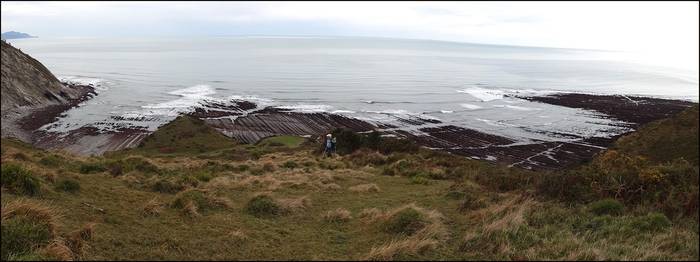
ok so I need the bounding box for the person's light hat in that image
[326,134,332,137]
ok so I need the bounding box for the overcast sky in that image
[2,1,698,71]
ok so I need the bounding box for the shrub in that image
[382,208,427,236]
[151,179,184,194]
[589,199,624,216]
[281,160,298,169]
[194,171,213,182]
[125,157,159,173]
[79,162,106,174]
[12,152,30,161]
[377,137,419,154]
[246,195,281,217]
[54,179,80,193]
[331,128,365,155]
[1,200,57,260]
[237,164,250,172]
[38,155,63,167]
[536,169,594,203]
[1,164,41,196]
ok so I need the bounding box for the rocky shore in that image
[9,90,697,170]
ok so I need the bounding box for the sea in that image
[6,36,699,143]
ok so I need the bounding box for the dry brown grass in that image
[365,237,439,261]
[358,208,383,222]
[39,239,74,261]
[77,222,96,241]
[318,182,342,192]
[322,208,352,223]
[362,204,448,260]
[460,196,535,254]
[228,230,248,242]
[183,201,201,218]
[141,197,164,217]
[277,196,312,212]
[207,195,234,209]
[349,183,381,193]
[1,198,59,237]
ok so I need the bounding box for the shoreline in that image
[6,91,697,170]
[0,82,97,144]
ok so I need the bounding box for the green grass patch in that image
[246,195,281,217]
[1,164,41,196]
[381,208,427,236]
[258,135,305,148]
[54,178,80,193]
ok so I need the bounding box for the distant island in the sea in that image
[1,31,37,40]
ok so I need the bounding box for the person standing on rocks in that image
[331,136,337,155]
[324,134,333,157]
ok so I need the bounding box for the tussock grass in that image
[349,183,380,193]
[171,189,232,216]
[1,199,58,260]
[276,196,312,212]
[39,239,73,261]
[246,194,281,217]
[54,178,80,193]
[1,163,42,196]
[363,204,448,260]
[141,198,164,217]
[322,208,352,223]
[228,230,248,242]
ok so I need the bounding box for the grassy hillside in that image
[1,108,698,260]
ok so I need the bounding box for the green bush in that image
[1,214,53,260]
[194,171,213,182]
[79,162,107,174]
[381,208,427,235]
[125,157,159,173]
[151,179,184,194]
[246,195,281,217]
[54,178,80,193]
[38,155,63,167]
[410,175,431,185]
[589,199,624,216]
[12,152,30,161]
[281,160,298,169]
[237,164,250,172]
[1,164,41,196]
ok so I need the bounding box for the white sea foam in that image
[142,84,215,110]
[460,103,483,110]
[505,105,541,111]
[167,84,216,97]
[59,76,109,91]
[457,86,505,101]
[440,110,454,114]
[331,110,356,114]
[275,104,333,113]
